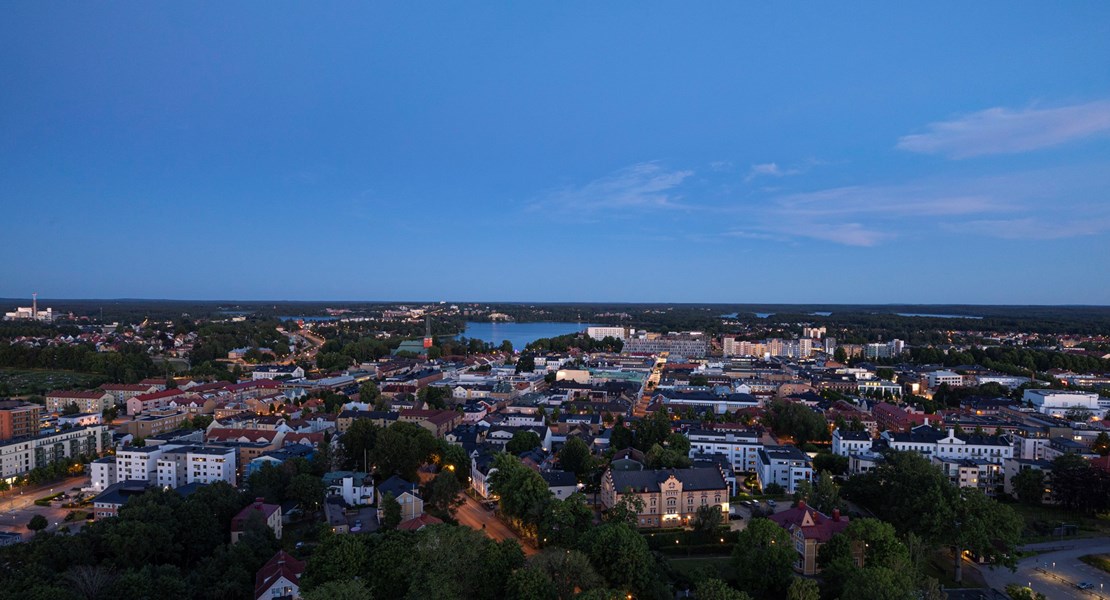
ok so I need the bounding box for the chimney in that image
[832,508,841,521]
[947,427,955,438]
[924,417,930,427]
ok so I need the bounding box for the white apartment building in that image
[831,429,873,457]
[1022,389,1106,419]
[931,456,1002,493]
[156,445,237,488]
[927,370,966,389]
[756,445,814,494]
[88,456,117,492]
[881,426,1014,464]
[0,425,110,480]
[587,326,629,340]
[686,429,762,473]
[115,446,164,483]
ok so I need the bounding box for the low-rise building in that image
[232,499,283,542]
[756,445,813,494]
[254,551,305,600]
[323,471,375,506]
[768,501,853,575]
[600,467,728,528]
[46,390,113,414]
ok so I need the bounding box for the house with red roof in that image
[126,388,185,416]
[254,551,304,600]
[232,498,282,543]
[768,501,854,575]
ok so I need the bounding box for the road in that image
[0,475,92,539]
[978,538,1110,600]
[455,493,537,555]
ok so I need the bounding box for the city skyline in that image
[3,3,1110,304]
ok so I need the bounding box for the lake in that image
[458,321,595,350]
[895,313,983,320]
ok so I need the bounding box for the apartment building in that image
[0,400,41,441]
[0,425,110,480]
[686,428,762,473]
[46,390,113,414]
[756,445,814,494]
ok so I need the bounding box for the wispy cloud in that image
[744,162,801,182]
[531,162,695,214]
[943,216,1110,240]
[897,100,1110,158]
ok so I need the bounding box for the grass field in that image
[0,368,105,396]
[668,556,735,584]
[1080,554,1110,575]
[1012,503,1110,541]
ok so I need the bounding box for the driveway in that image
[977,538,1110,600]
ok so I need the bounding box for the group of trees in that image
[526,334,624,354]
[764,400,830,446]
[842,451,1023,584]
[339,420,468,483]
[189,320,290,365]
[0,483,278,600]
[0,341,158,385]
[245,458,328,512]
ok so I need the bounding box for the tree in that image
[507,430,542,455]
[1093,431,1110,456]
[530,548,603,600]
[418,385,451,409]
[812,452,848,476]
[489,454,551,530]
[839,566,916,600]
[302,533,370,589]
[424,470,464,518]
[579,523,656,595]
[539,493,593,548]
[61,403,81,416]
[610,421,634,450]
[691,504,724,541]
[809,471,843,515]
[786,578,819,600]
[285,473,326,511]
[370,421,437,481]
[949,488,1023,583]
[1004,584,1046,600]
[357,380,381,405]
[557,437,591,479]
[380,492,402,529]
[695,578,752,600]
[833,347,848,363]
[604,493,644,527]
[28,514,48,531]
[515,354,536,374]
[339,419,378,471]
[731,518,795,600]
[504,566,557,600]
[1011,468,1046,506]
[302,579,373,600]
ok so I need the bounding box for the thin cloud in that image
[744,162,801,182]
[943,216,1110,240]
[531,162,695,213]
[897,100,1110,158]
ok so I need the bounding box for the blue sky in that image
[2,3,1109,304]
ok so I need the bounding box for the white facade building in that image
[686,429,762,473]
[1022,389,1105,419]
[756,445,813,494]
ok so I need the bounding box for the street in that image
[0,475,92,539]
[455,493,537,555]
[978,538,1110,600]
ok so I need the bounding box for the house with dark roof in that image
[541,469,578,499]
[768,501,854,575]
[376,475,423,522]
[600,467,728,528]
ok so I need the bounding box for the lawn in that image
[0,368,105,396]
[1080,554,1110,575]
[668,556,736,585]
[1011,503,1110,541]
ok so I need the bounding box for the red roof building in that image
[768,501,853,575]
[254,551,304,600]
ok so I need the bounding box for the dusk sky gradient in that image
[3,3,1110,304]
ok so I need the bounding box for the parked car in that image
[728,513,744,521]
[1076,582,1094,590]
[767,499,777,508]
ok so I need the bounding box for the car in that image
[728,513,744,521]
[767,499,777,507]
[1076,582,1094,590]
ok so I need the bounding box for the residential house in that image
[323,471,375,507]
[769,501,854,575]
[254,551,305,600]
[376,475,424,522]
[232,498,283,542]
